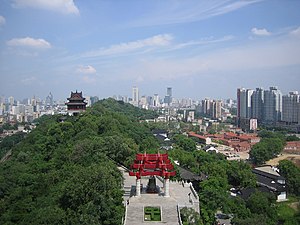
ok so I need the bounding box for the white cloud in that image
[21,76,36,85]
[7,37,51,49]
[251,27,271,36]
[121,32,300,82]
[290,27,300,37]
[130,0,262,27]
[170,35,234,51]
[76,65,97,74]
[82,34,173,58]
[82,76,96,84]
[12,0,79,15]
[0,15,5,26]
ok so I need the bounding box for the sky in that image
[0,0,300,101]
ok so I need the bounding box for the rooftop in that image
[254,166,281,177]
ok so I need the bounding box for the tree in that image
[250,134,285,165]
[278,160,300,196]
[286,135,300,142]
[180,207,202,225]
[227,161,256,188]
[173,134,196,152]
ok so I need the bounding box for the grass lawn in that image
[144,206,161,221]
[277,195,299,222]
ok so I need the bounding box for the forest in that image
[0,98,159,225]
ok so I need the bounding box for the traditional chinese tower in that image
[65,90,87,116]
[129,152,176,197]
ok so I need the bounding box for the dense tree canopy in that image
[173,134,196,152]
[250,130,285,165]
[0,99,159,224]
[278,160,300,196]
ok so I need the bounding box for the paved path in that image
[119,167,200,225]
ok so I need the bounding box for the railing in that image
[189,183,199,202]
[156,175,164,183]
[123,200,128,225]
[177,204,183,225]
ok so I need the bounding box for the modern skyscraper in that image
[211,100,222,119]
[237,88,247,121]
[167,87,172,97]
[251,88,264,121]
[246,89,254,118]
[263,86,282,123]
[153,94,160,107]
[45,92,53,107]
[282,91,300,123]
[164,87,173,105]
[8,96,14,106]
[201,99,211,115]
[132,86,139,107]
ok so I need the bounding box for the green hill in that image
[0,98,159,225]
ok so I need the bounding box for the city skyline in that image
[1,84,300,103]
[1,0,300,99]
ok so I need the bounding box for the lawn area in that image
[277,195,299,223]
[144,206,161,221]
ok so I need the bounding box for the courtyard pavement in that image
[119,167,200,225]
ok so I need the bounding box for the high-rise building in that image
[282,91,300,123]
[45,92,53,107]
[251,88,264,121]
[246,89,254,118]
[263,86,282,123]
[8,96,14,106]
[132,86,139,107]
[167,87,172,97]
[211,100,222,119]
[140,95,148,108]
[237,88,247,120]
[153,94,160,107]
[164,87,173,105]
[201,99,211,115]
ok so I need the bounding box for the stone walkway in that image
[119,167,200,225]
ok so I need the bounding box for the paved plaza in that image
[119,167,200,225]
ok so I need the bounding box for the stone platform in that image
[119,167,200,225]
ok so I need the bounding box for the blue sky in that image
[1,0,300,100]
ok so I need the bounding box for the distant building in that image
[164,87,173,105]
[283,141,300,154]
[188,132,212,145]
[8,96,14,106]
[211,100,222,119]
[251,88,264,121]
[263,86,282,123]
[237,88,253,125]
[249,118,258,131]
[65,91,87,116]
[201,98,211,115]
[132,86,139,107]
[201,99,222,119]
[45,92,53,107]
[153,94,160,107]
[90,96,99,105]
[237,88,247,120]
[282,91,300,124]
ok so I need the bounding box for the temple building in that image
[65,91,87,116]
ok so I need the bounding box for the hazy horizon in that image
[1,0,300,100]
